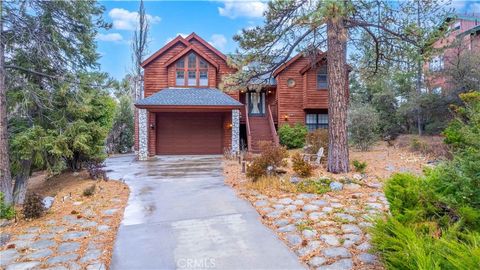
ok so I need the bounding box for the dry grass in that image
[395,134,451,159]
[246,176,297,195]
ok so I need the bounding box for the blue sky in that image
[97,0,480,80]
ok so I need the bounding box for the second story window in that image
[317,66,328,89]
[429,55,444,72]
[175,53,209,87]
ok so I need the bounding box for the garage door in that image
[156,112,223,155]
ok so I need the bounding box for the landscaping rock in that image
[317,259,353,270]
[7,240,32,249]
[80,249,102,263]
[302,204,319,212]
[311,200,327,206]
[278,198,293,204]
[50,226,66,233]
[86,263,106,270]
[344,183,361,190]
[302,229,317,239]
[322,247,352,258]
[353,174,363,180]
[291,211,306,219]
[17,234,37,240]
[5,261,41,270]
[290,176,300,184]
[0,233,11,247]
[31,239,56,249]
[320,234,340,246]
[42,196,55,210]
[366,203,383,210]
[292,199,305,205]
[343,240,355,248]
[286,234,302,246]
[44,266,68,270]
[297,240,320,256]
[343,234,361,243]
[261,207,274,213]
[80,221,98,228]
[309,256,326,267]
[24,248,53,260]
[0,249,20,266]
[285,205,297,211]
[25,227,40,233]
[97,225,110,232]
[356,242,371,251]
[102,208,119,216]
[254,200,268,207]
[39,233,56,240]
[46,253,78,264]
[57,242,81,253]
[358,253,378,264]
[277,224,296,233]
[341,224,362,234]
[266,211,281,218]
[359,222,373,228]
[366,182,382,189]
[321,207,333,213]
[329,181,343,191]
[67,262,82,270]
[62,231,89,241]
[0,219,13,227]
[386,164,395,171]
[272,204,285,210]
[334,213,356,222]
[330,203,343,208]
[308,212,325,220]
[273,219,290,227]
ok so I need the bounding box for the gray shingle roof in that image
[135,88,243,107]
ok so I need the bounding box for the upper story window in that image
[317,66,328,89]
[175,53,209,87]
[429,55,444,72]
[451,21,461,31]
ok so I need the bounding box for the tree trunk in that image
[326,18,349,173]
[0,0,14,204]
[13,158,32,204]
[416,58,423,136]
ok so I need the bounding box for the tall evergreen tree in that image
[226,0,449,173]
[0,0,110,204]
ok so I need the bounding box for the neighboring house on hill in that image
[134,33,347,158]
[424,13,480,93]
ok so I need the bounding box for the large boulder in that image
[42,196,55,210]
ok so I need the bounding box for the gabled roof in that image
[299,52,327,74]
[272,53,304,77]
[185,33,227,62]
[141,35,189,67]
[135,88,243,108]
[164,44,220,70]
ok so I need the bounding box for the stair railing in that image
[267,104,280,146]
[245,104,252,151]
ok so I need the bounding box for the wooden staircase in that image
[245,105,280,153]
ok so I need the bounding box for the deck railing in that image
[267,104,279,146]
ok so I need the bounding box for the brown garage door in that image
[156,112,223,155]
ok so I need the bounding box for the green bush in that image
[348,103,380,151]
[23,193,44,219]
[278,123,308,149]
[0,192,15,220]
[352,160,367,173]
[291,152,314,177]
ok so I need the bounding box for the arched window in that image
[175,53,209,87]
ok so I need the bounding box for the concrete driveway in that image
[106,155,304,270]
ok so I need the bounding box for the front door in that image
[247,91,265,116]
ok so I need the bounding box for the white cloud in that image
[108,8,161,30]
[218,0,267,19]
[209,34,228,50]
[165,33,189,44]
[97,33,123,42]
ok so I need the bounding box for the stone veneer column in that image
[231,109,240,155]
[138,109,148,160]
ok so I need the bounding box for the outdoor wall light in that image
[284,114,289,121]
[150,124,155,130]
[227,123,233,129]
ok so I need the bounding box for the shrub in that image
[291,152,314,177]
[305,128,328,155]
[348,103,379,151]
[297,178,331,194]
[278,123,308,149]
[83,184,96,196]
[352,160,367,173]
[246,143,288,181]
[86,161,108,180]
[23,193,44,219]
[0,192,15,220]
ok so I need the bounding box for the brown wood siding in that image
[222,111,232,150]
[277,57,307,126]
[304,66,328,109]
[156,112,223,155]
[148,112,156,156]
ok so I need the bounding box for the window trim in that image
[175,53,209,87]
[305,113,328,131]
